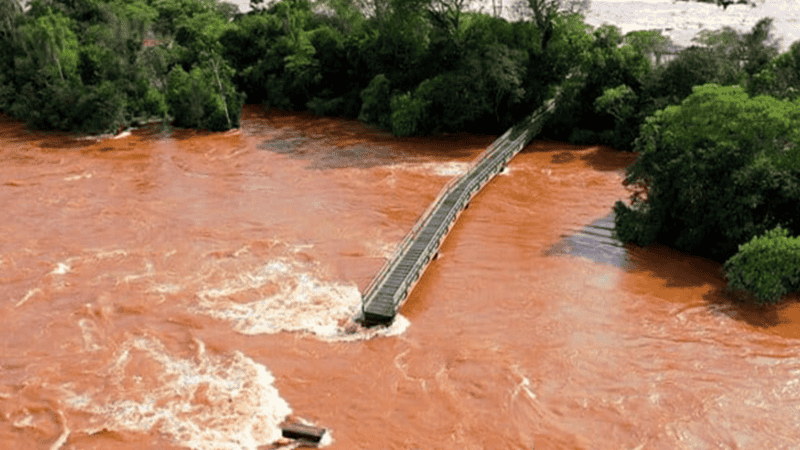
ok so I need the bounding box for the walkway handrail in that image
[359,77,573,325]
[360,164,464,297]
[361,125,527,297]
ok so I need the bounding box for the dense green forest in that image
[1,0,796,139]
[1,0,799,304]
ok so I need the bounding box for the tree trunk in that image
[210,58,232,129]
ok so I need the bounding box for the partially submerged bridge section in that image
[357,91,564,326]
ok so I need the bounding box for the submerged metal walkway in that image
[357,90,566,326]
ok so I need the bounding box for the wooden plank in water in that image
[281,422,326,443]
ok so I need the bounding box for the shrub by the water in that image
[166,63,244,131]
[722,226,800,305]
[389,89,428,137]
[358,74,392,129]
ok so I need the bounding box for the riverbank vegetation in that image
[0,0,245,133]
[607,24,800,305]
[613,83,800,262]
[0,0,794,140]
[722,227,800,305]
[1,0,798,304]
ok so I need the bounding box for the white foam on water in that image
[511,365,537,401]
[583,0,800,53]
[194,258,410,341]
[63,173,92,181]
[49,412,69,450]
[77,318,102,351]
[386,161,471,178]
[416,161,471,177]
[149,283,183,294]
[92,249,129,259]
[318,427,334,446]
[51,262,71,275]
[15,287,41,307]
[62,336,293,450]
[112,130,132,139]
[322,313,411,343]
[12,409,70,450]
[426,161,471,177]
[121,261,155,283]
[365,239,398,259]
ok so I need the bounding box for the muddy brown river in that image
[2,106,800,450]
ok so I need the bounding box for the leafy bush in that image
[141,86,169,119]
[16,11,79,82]
[8,77,127,134]
[615,84,800,262]
[166,63,244,131]
[748,41,800,100]
[72,80,128,133]
[543,24,653,149]
[643,47,732,105]
[358,73,392,128]
[594,83,639,149]
[389,89,429,137]
[722,226,800,305]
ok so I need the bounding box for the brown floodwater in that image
[2,105,800,450]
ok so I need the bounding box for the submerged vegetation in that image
[1,0,799,304]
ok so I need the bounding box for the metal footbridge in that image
[357,90,565,326]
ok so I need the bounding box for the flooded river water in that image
[2,105,800,450]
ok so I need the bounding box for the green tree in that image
[624,29,671,66]
[425,0,471,33]
[389,87,429,136]
[510,0,590,51]
[739,17,780,76]
[358,73,392,127]
[166,63,244,131]
[174,8,232,67]
[219,12,285,103]
[0,0,22,108]
[17,9,79,81]
[615,84,800,261]
[643,46,734,106]
[748,41,800,100]
[594,83,637,146]
[544,23,652,148]
[0,0,21,40]
[152,0,218,37]
[691,17,779,79]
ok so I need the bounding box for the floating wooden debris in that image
[281,422,326,444]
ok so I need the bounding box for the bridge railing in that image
[361,131,513,301]
[361,161,465,299]
[361,97,557,306]
[364,128,532,309]
[360,79,571,320]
